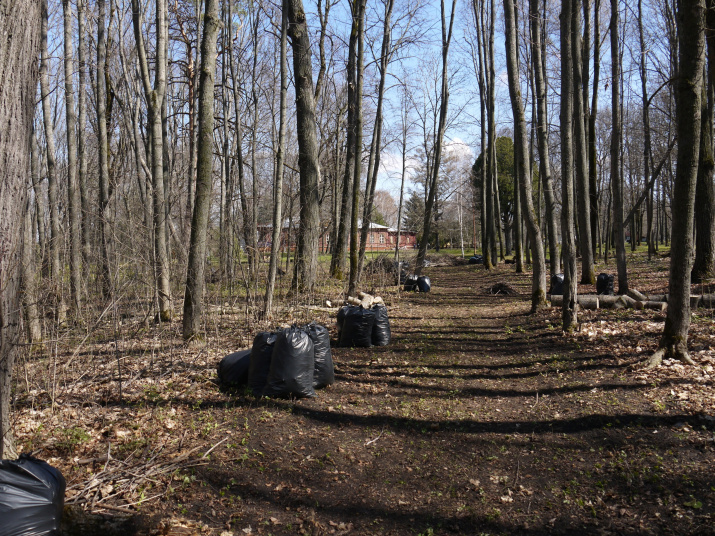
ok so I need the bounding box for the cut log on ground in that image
[701,294,715,308]
[635,301,668,312]
[627,289,648,302]
[549,295,599,309]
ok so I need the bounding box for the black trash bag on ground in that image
[596,273,615,295]
[339,306,376,347]
[263,326,316,398]
[0,454,65,536]
[417,275,431,292]
[372,304,391,346]
[336,306,349,342]
[469,255,483,265]
[248,332,277,396]
[550,273,564,295]
[304,323,334,389]
[404,275,418,291]
[217,349,251,388]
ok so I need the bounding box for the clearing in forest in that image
[14,256,715,535]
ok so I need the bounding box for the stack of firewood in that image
[346,291,385,309]
[550,289,715,311]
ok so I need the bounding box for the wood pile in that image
[550,291,715,311]
[347,291,385,309]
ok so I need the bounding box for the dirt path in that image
[34,262,714,535]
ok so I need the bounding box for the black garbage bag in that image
[0,454,65,536]
[336,306,349,342]
[550,273,564,295]
[248,332,277,397]
[304,323,334,389]
[417,275,431,292]
[468,255,483,265]
[372,304,391,346]
[404,274,418,291]
[263,326,316,398]
[339,306,376,347]
[596,273,615,295]
[217,349,251,388]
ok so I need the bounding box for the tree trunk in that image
[41,0,66,323]
[0,0,41,458]
[560,0,579,330]
[264,5,288,319]
[648,0,705,368]
[285,0,321,293]
[77,0,91,276]
[589,0,601,258]
[415,0,458,276]
[611,0,628,294]
[572,0,595,284]
[182,0,219,341]
[132,0,172,321]
[98,0,112,300]
[692,0,715,283]
[62,0,82,311]
[529,0,559,276]
[503,0,547,311]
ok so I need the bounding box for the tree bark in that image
[692,0,715,283]
[610,0,628,293]
[0,0,41,458]
[98,0,112,300]
[285,0,321,293]
[647,0,705,368]
[560,0,578,330]
[529,0,559,275]
[572,0,595,284]
[264,5,288,319]
[182,0,220,340]
[62,0,82,311]
[77,0,91,277]
[132,0,172,321]
[503,0,547,311]
[40,0,66,323]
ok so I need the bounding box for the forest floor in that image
[12,252,715,535]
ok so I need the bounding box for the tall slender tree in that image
[503,0,547,311]
[182,0,220,341]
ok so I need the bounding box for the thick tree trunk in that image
[503,0,547,311]
[572,0,595,284]
[0,0,41,458]
[648,0,705,368]
[182,0,219,340]
[589,0,601,258]
[560,0,578,330]
[692,0,715,283]
[285,0,321,293]
[348,0,367,297]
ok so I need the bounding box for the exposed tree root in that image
[643,345,697,370]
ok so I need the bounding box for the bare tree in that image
[415,0,458,275]
[264,5,288,318]
[561,0,578,330]
[97,0,112,300]
[182,0,220,340]
[0,0,42,459]
[503,0,547,311]
[132,0,172,320]
[62,0,82,310]
[647,0,705,368]
[285,0,321,293]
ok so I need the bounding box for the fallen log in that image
[598,295,622,309]
[701,294,715,308]
[627,288,648,302]
[635,300,668,312]
[549,295,599,309]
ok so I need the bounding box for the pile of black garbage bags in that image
[404,274,431,292]
[337,303,391,348]
[217,323,334,399]
[0,454,65,536]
